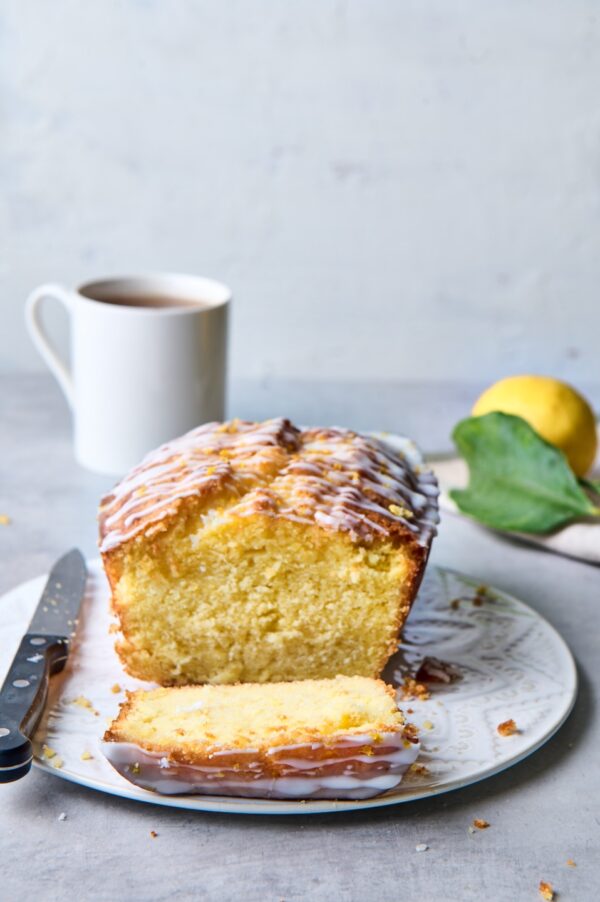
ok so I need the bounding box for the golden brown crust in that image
[373,542,427,677]
[98,418,438,557]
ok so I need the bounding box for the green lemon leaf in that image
[450,412,600,533]
[580,477,600,495]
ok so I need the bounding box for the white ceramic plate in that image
[0,559,576,815]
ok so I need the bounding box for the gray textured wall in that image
[2,1,599,385]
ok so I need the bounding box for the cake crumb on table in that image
[473,818,490,829]
[150,830,158,839]
[538,880,554,900]
[566,858,576,868]
[415,843,429,852]
[497,718,519,736]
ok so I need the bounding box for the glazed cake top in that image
[98,418,439,553]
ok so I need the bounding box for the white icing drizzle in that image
[99,419,438,553]
[102,730,420,800]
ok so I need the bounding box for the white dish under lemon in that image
[0,558,576,815]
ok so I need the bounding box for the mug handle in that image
[25,284,75,409]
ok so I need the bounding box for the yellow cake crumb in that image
[52,757,64,769]
[0,514,10,525]
[497,718,519,737]
[538,880,554,900]
[42,744,57,759]
[111,683,122,694]
[80,751,93,761]
[423,720,434,730]
[399,678,431,702]
[566,858,576,868]
[72,695,99,716]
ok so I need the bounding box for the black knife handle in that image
[0,634,69,783]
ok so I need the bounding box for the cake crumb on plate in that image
[409,763,430,777]
[497,718,519,736]
[71,695,99,716]
[399,677,431,702]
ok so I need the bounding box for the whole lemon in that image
[472,375,598,477]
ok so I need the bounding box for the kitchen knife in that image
[0,549,87,783]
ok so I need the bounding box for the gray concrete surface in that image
[0,374,598,902]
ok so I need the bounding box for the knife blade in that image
[0,549,87,783]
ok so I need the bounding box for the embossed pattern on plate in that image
[0,560,576,815]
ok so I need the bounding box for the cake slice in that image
[103,676,420,800]
[99,418,438,685]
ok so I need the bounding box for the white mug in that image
[25,273,230,475]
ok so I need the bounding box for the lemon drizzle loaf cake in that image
[103,676,420,800]
[99,418,438,685]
